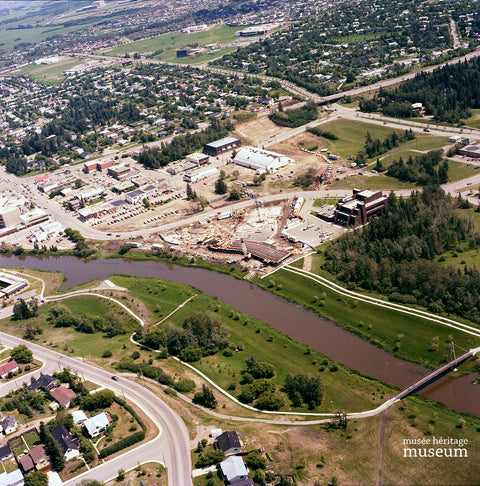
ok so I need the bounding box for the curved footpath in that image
[0,331,192,486]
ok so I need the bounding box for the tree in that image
[186,183,197,201]
[193,384,217,409]
[245,451,267,470]
[79,481,103,486]
[117,469,126,481]
[39,422,65,471]
[142,198,151,208]
[215,178,228,195]
[25,471,48,486]
[11,344,33,364]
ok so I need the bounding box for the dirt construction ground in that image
[232,115,293,146]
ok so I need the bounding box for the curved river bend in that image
[1,255,479,415]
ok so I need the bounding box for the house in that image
[83,412,110,438]
[231,480,254,486]
[51,424,80,461]
[26,374,58,392]
[18,454,34,474]
[28,444,51,472]
[0,443,13,460]
[50,386,77,408]
[71,410,88,425]
[215,431,242,456]
[220,456,248,484]
[2,416,17,435]
[0,468,24,486]
[0,360,19,379]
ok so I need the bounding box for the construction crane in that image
[245,189,264,222]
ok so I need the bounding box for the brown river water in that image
[1,254,479,415]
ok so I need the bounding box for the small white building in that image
[84,412,110,438]
[72,410,88,425]
[125,189,145,204]
[186,152,209,165]
[233,147,293,174]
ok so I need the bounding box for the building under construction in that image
[206,237,293,265]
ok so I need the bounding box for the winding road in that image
[0,331,192,486]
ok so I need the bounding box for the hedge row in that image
[99,430,145,458]
[113,396,146,432]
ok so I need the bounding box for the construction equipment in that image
[245,189,264,222]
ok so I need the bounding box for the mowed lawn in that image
[104,24,239,62]
[315,119,449,160]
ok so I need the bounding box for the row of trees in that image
[137,119,231,169]
[363,129,415,159]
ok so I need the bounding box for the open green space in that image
[255,265,480,370]
[465,108,480,128]
[314,119,449,160]
[330,174,416,190]
[11,58,82,83]
[0,20,100,50]
[104,23,239,62]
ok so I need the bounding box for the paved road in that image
[0,332,192,486]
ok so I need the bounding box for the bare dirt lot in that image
[232,115,293,146]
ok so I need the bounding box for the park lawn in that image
[330,174,416,190]
[104,23,239,61]
[313,197,340,207]
[172,46,237,65]
[446,160,478,181]
[257,267,480,369]
[7,268,65,295]
[23,429,40,449]
[465,108,480,128]
[155,292,398,413]
[109,275,198,322]
[314,119,448,160]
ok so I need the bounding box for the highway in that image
[0,332,192,486]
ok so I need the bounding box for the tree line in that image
[323,187,480,323]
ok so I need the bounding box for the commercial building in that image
[0,207,20,228]
[77,202,115,221]
[235,23,279,36]
[204,137,241,156]
[334,189,388,226]
[0,272,28,298]
[233,146,293,174]
[20,208,49,227]
[108,163,131,180]
[83,161,97,173]
[186,152,209,165]
[183,166,219,183]
[125,189,145,204]
[97,160,115,171]
[76,187,104,203]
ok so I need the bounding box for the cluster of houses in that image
[0,374,114,486]
[211,430,254,486]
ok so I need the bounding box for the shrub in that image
[173,379,196,393]
[102,350,113,358]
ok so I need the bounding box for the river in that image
[1,254,479,415]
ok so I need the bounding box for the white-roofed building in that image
[72,410,88,425]
[0,468,24,486]
[220,456,248,484]
[233,147,293,174]
[84,412,110,437]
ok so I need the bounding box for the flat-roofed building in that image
[186,152,209,165]
[0,207,20,228]
[125,189,145,204]
[183,166,219,183]
[459,145,480,158]
[20,208,49,227]
[108,164,131,180]
[97,160,115,171]
[334,189,388,226]
[233,147,293,174]
[204,137,241,156]
[84,161,97,173]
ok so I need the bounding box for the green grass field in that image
[314,119,449,160]
[104,24,239,62]
[464,108,480,128]
[11,58,82,83]
[330,174,416,190]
